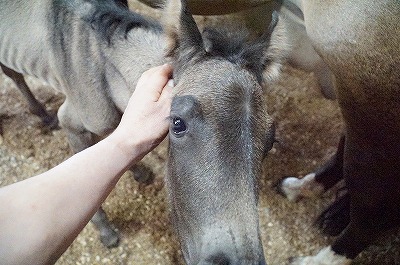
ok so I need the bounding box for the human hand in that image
[111,64,173,158]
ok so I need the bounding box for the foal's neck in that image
[101,25,168,111]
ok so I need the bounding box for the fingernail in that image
[167,79,174,87]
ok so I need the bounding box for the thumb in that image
[158,79,174,103]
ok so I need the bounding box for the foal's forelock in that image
[199,78,268,169]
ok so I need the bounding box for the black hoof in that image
[131,163,155,185]
[315,192,350,236]
[39,112,60,130]
[100,228,120,248]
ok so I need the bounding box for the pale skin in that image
[0,64,174,265]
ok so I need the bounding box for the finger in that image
[167,79,174,87]
[158,63,173,77]
[140,64,172,83]
[146,65,173,101]
[136,64,173,101]
[158,81,174,103]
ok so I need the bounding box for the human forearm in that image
[0,134,144,265]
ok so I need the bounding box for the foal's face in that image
[166,59,274,264]
[162,0,288,263]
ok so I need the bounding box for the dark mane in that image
[202,26,269,83]
[171,26,267,84]
[84,0,162,45]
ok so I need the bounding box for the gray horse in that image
[0,0,128,129]
[0,0,289,263]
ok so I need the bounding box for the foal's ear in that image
[243,12,290,83]
[163,0,205,65]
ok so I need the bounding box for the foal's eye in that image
[171,117,187,137]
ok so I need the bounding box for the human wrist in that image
[104,129,148,167]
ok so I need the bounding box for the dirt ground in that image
[1,1,400,265]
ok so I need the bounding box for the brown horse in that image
[278,0,400,264]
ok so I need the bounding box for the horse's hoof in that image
[41,114,60,130]
[132,164,155,185]
[273,176,304,202]
[100,228,120,248]
[315,193,350,236]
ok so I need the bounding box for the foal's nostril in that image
[206,253,231,265]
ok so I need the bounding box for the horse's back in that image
[0,0,57,82]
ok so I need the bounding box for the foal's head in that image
[164,1,289,264]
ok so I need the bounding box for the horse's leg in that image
[279,3,336,100]
[58,100,119,248]
[289,134,400,265]
[314,191,350,236]
[91,208,119,248]
[278,135,349,235]
[330,135,400,260]
[0,63,58,129]
[289,195,386,265]
[277,134,345,201]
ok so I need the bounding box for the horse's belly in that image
[0,0,60,87]
[302,0,400,142]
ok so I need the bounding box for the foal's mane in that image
[201,26,269,83]
[84,0,162,45]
